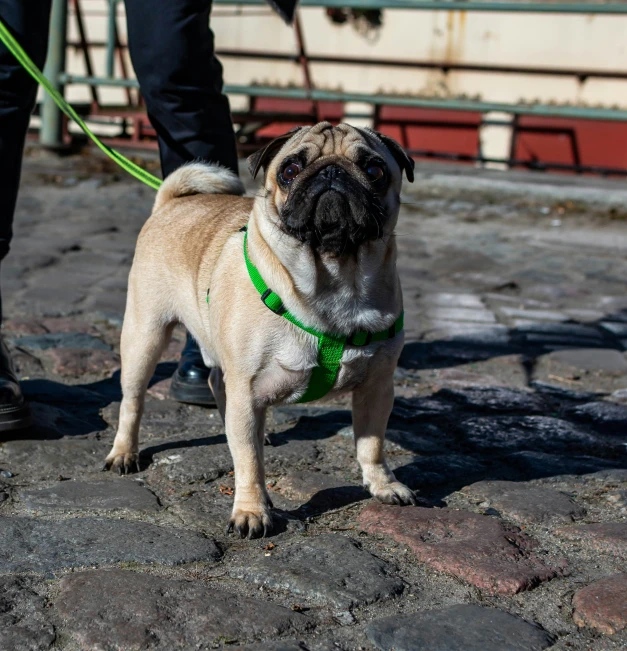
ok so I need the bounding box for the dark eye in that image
[280,162,302,183]
[366,165,385,183]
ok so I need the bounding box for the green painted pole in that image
[214,0,627,14]
[59,75,627,122]
[41,0,68,148]
[106,0,117,78]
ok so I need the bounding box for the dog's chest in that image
[253,334,378,405]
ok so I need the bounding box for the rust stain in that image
[444,10,467,65]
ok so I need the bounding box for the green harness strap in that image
[242,228,404,403]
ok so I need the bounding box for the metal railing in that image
[40,0,627,174]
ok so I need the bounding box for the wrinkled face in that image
[249,123,414,257]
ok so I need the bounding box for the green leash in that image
[243,228,404,403]
[0,18,162,191]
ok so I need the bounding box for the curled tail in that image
[153,162,245,211]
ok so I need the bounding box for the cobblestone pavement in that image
[1,147,627,650]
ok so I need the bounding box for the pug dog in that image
[103,122,416,538]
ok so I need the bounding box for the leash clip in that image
[260,288,284,315]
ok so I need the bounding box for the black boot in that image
[169,332,216,406]
[0,335,31,431]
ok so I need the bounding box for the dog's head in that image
[248,122,414,257]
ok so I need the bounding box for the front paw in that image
[102,448,140,475]
[226,504,273,539]
[369,481,417,506]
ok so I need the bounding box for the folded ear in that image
[247,127,303,180]
[375,131,415,183]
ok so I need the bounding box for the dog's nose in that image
[318,164,346,180]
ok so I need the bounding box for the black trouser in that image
[0,0,237,274]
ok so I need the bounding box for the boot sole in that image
[0,404,32,432]
[169,374,217,407]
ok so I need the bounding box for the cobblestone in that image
[572,574,627,635]
[566,401,627,435]
[457,416,613,455]
[553,523,627,559]
[0,517,220,572]
[462,480,586,525]
[19,479,160,512]
[229,534,405,609]
[434,386,546,413]
[366,604,554,651]
[0,576,55,651]
[55,570,313,649]
[359,504,567,594]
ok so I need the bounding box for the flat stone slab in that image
[0,576,55,651]
[230,534,404,609]
[435,387,546,414]
[566,401,627,435]
[457,416,611,455]
[533,349,627,393]
[545,349,627,375]
[359,504,566,595]
[463,480,586,525]
[0,517,220,572]
[152,436,320,483]
[102,400,222,440]
[391,396,451,422]
[20,479,160,512]
[572,573,627,635]
[264,437,321,473]
[366,604,554,651]
[153,443,234,482]
[55,569,313,649]
[13,332,111,351]
[554,523,627,559]
[0,439,111,478]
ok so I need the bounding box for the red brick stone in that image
[554,523,627,559]
[147,377,172,401]
[359,504,567,595]
[572,573,627,634]
[2,319,47,336]
[39,317,99,335]
[159,336,185,362]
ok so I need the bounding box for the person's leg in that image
[0,0,52,430]
[124,0,238,405]
[124,0,238,177]
[0,0,53,269]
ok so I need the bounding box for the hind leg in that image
[104,310,174,474]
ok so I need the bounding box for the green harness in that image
[242,227,404,403]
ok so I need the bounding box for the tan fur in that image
[104,123,416,538]
[153,162,245,212]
